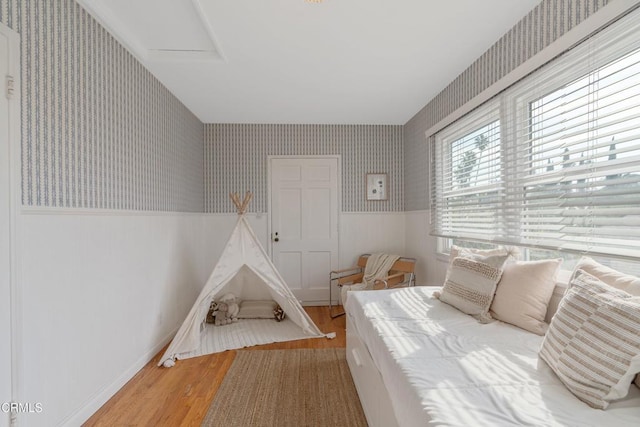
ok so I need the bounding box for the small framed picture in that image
[366,173,388,201]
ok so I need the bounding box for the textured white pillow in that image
[570,258,640,390]
[449,247,511,270]
[491,259,562,335]
[540,271,640,409]
[435,257,505,323]
[570,256,640,296]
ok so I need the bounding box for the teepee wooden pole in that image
[240,192,253,214]
[230,193,241,212]
[230,192,253,215]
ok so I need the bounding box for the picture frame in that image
[366,173,388,201]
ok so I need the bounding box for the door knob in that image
[273,232,279,242]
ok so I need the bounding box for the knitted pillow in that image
[449,245,510,263]
[435,256,505,323]
[539,270,640,409]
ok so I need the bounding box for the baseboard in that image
[301,301,332,307]
[58,326,179,427]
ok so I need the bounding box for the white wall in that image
[0,122,11,427]
[1,21,18,427]
[0,38,11,427]
[11,209,430,426]
[15,211,207,427]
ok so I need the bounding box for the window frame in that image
[432,102,503,242]
[430,9,640,263]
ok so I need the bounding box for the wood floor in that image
[83,306,347,426]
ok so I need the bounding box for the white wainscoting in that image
[16,210,207,427]
[12,209,436,426]
[339,212,407,270]
[201,212,407,305]
[201,212,408,305]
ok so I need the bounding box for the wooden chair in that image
[329,254,417,318]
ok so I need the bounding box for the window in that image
[431,9,640,261]
[432,106,504,242]
[520,47,640,257]
[450,120,501,191]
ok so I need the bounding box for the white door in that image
[270,157,339,304]
[0,29,13,427]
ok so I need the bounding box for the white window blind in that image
[432,107,503,242]
[431,8,640,260]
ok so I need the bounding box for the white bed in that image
[345,286,640,427]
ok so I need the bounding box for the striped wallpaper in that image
[205,124,404,213]
[403,107,429,212]
[403,0,610,211]
[3,0,614,214]
[1,0,204,212]
[0,0,18,30]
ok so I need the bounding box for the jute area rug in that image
[201,348,368,427]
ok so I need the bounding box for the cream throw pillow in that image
[435,257,505,323]
[570,256,640,296]
[490,259,561,335]
[539,271,640,409]
[237,300,278,319]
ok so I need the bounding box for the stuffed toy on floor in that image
[212,293,240,326]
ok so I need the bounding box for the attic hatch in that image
[77,0,225,63]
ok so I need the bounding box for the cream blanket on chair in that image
[341,253,401,307]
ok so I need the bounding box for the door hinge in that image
[6,75,15,100]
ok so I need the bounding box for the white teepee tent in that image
[159,192,332,367]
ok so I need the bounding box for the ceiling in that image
[79,0,542,125]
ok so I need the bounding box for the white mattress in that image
[176,318,314,360]
[346,286,640,427]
